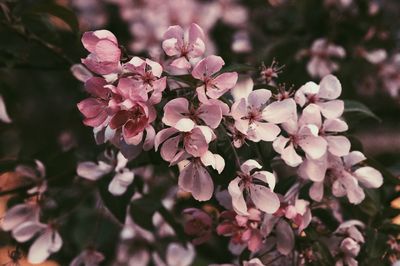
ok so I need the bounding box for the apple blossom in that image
[228,160,280,215]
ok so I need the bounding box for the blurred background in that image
[0,0,399,265]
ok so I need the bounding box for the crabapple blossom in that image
[308,151,383,204]
[295,74,344,119]
[217,208,264,253]
[162,23,205,69]
[0,94,12,123]
[228,160,280,215]
[15,160,48,195]
[230,87,296,143]
[306,39,346,78]
[12,221,62,264]
[81,30,121,75]
[77,151,134,196]
[1,203,39,232]
[273,109,328,167]
[192,55,238,103]
[182,208,213,245]
[162,97,224,130]
[274,198,312,233]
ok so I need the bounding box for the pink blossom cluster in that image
[6,22,383,265]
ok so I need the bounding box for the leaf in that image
[130,195,162,230]
[27,3,79,33]
[98,174,135,223]
[343,100,381,122]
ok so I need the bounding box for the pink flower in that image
[228,160,280,215]
[162,97,224,131]
[306,39,346,78]
[77,77,114,128]
[12,221,62,264]
[77,151,134,196]
[275,199,312,233]
[231,88,296,142]
[309,151,383,204]
[192,55,238,102]
[81,30,121,75]
[122,57,167,104]
[295,74,344,119]
[178,157,223,201]
[217,208,264,253]
[162,23,205,69]
[182,208,212,245]
[155,126,215,163]
[273,106,329,167]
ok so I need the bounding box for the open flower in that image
[77,151,134,196]
[12,221,62,264]
[231,88,296,142]
[81,30,121,75]
[228,160,280,215]
[192,55,238,103]
[273,107,328,167]
[162,97,224,130]
[162,23,205,69]
[309,151,383,204]
[295,74,343,119]
[217,208,264,253]
[306,39,346,78]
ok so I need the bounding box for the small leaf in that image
[343,100,381,122]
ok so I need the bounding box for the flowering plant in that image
[0,1,399,266]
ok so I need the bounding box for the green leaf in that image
[130,196,162,230]
[27,3,79,33]
[343,100,381,122]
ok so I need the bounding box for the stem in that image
[221,125,241,168]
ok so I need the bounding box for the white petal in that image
[27,229,62,264]
[230,77,253,102]
[108,171,134,196]
[240,159,262,174]
[249,185,280,214]
[12,221,46,242]
[248,89,271,109]
[343,151,366,168]
[299,103,322,128]
[309,182,324,202]
[262,98,297,124]
[298,136,327,159]
[77,161,112,180]
[0,94,12,123]
[318,75,342,100]
[354,166,383,188]
[326,136,351,157]
[166,243,195,266]
[253,171,276,190]
[281,143,303,167]
[318,100,344,119]
[298,156,328,182]
[2,204,36,231]
[228,177,248,215]
[323,118,348,132]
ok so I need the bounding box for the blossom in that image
[152,243,195,266]
[15,160,48,195]
[162,97,224,130]
[295,74,344,119]
[192,55,238,102]
[228,160,280,215]
[77,151,134,196]
[81,30,121,75]
[182,208,212,245]
[309,151,383,204]
[1,203,39,232]
[273,108,328,167]
[217,208,264,253]
[12,221,62,264]
[231,88,296,142]
[162,23,205,69]
[274,199,312,233]
[306,39,346,78]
